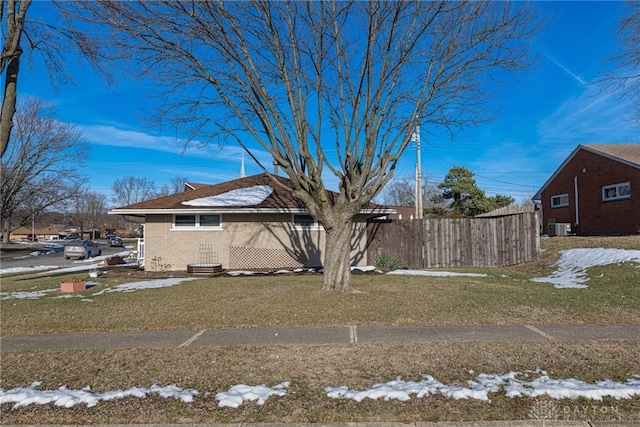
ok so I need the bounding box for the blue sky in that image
[19,1,639,206]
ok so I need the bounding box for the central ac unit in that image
[548,223,571,236]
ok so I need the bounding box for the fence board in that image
[367,211,540,269]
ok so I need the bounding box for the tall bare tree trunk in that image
[1,0,31,159]
[2,216,11,244]
[0,45,20,159]
[322,222,353,293]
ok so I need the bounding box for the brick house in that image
[109,173,394,271]
[533,144,640,236]
[9,226,64,241]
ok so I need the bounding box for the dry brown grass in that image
[1,272,638,334]
[2,241,639,335]
[2,341,639,424]
[1,235,639,423]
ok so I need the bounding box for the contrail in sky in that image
[545,53,588,86]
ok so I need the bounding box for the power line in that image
[422,148,543,189]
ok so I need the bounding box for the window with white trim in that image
[174,215,196,227]
[550,193,569,208]
[199,214,221,227]
[293,214,322,230]
[602,182,631,201]
[173,214,221,229]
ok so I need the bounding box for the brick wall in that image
[540,149,640,235]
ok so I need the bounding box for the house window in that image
[173,214,221,229]
[602,182,631,201]
[199,214,221,227]
[293,214,322,230]
[550,193,569,208]
[174,215,196,227]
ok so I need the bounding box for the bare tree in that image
[520,192,536,206]
[170,176,188,194]
[1,96,87,243]
[597,1,640,124]
[64,190,108,238]
[110,175,156,236]
[155,176,188,197]
[1,0,31,158]
[60,1,540,292]
[155,184,171,199]
[111,176,157,207]
[2,0,106,159]
[380,175,439,209]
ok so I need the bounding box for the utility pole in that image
[412,123,423,219]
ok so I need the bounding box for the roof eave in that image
[533,145,583,200]
[108,207,397,216]
[582,144,640,169]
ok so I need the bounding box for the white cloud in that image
[80,124,275,165]
[537,87,638,144]
[81,124,187,153]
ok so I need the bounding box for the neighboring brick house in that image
[109,173,394,271]
[9,226,63,241]
[533,144,640,236]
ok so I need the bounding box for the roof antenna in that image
[239,151,246,178]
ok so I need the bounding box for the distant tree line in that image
[0,95,187,242]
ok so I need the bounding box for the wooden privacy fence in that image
[366,209,540,269]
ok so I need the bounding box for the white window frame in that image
[602,182,631,201]
[292,214,323,230]
[550,193,569,208]
[172,214,222,230]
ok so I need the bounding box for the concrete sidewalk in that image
[2,323,639,352]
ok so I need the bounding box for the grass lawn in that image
[1,235,639,423]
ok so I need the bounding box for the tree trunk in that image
[322,222,353,293]
[0,51,20,159]
[2,216,11,244]
[1,0,31,159]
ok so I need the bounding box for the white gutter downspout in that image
[574,176,579,234]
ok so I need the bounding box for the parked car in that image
[64,240,101,260]
[27,234,38,241]
[107,236,123,247]
[64,233,80,240]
